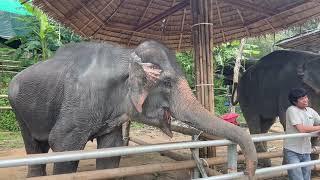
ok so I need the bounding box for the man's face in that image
[296,95,309,108]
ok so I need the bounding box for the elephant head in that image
[127,40,257,178]
[298,59,320,94]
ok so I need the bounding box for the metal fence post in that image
[192,135,201,178]
[227,144,237,173]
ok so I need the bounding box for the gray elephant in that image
[8,40,257,178]
[232,50,320,167]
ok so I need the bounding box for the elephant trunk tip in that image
[245,159,257,180]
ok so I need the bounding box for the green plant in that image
[130,122,144,129]
[6,1,83,63]
[0,73,19,131]
[0,131,23,150]
[176,51,195,88]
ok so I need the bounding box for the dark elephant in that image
[232,50,320,167]
[8,40,257,178]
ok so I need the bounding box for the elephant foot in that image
[312,169,320,177]
[27,165,47,177]
[311,153,319,160]
[257,158,271,168]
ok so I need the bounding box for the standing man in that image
[284,88,320,180]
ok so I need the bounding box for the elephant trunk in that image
[170,79,257,178]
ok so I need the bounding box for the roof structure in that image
[276,29,320,53]
[32,0,320,50]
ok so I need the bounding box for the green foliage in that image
[0,110,19,131]
[176,50,230,115]
[0,131,23,150]
[0,74,19,131]
[214,95,229,116]
[6,1,83,63]
[130,122,145,129]
[176,51,195,88]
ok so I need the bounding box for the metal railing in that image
[194,159,320,180]
[0,131,319,179]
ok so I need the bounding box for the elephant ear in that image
[298,60,320,93]
[128,61,162,113]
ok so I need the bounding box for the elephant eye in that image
[163,79,172,87]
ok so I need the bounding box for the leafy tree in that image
[176,51,194,88]
[6,1,82,63]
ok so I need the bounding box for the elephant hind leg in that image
[96,126,123,169]
[18,120,50,177]
[245,112,274,167]
[257,117,276,167]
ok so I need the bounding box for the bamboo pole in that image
[191,0,215,160]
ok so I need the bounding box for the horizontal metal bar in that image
[193,159,320,180]
[0,95,8,98]
[0,132,318,168]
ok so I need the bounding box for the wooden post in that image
[230,38,246,113]
[191,0,215,160]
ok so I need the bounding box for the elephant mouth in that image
[160,107,173,138]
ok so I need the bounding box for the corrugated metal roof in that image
[0,0,30,15]
[0,10,29,39]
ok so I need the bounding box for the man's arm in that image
[312,109,320,125]
[294,124,320,133]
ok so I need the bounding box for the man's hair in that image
[288,88,307,105]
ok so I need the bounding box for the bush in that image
[0,111,19,131]
[214,95,229,116]
[0,74,19,131]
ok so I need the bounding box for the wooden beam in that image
[223,0,277,16]
[127,0,154,46]
[64,0,90,18]
[134,0,189,32]
[105,0,126,24]
[92,0,126,36]
[41,1,86,36]
[79,1,105,25]
[236,9,250,36]
[160,0,176,33]
[178,8,187,51]
[79,0,116,31]
[216,0,226,42]
[264,19,276,32]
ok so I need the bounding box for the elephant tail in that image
[231,82,239,106]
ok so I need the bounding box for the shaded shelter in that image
[32,0,320,163]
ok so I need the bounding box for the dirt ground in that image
[0,121,316,180]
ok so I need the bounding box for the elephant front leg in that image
[96,126,123,169]
[49,122,90,174]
